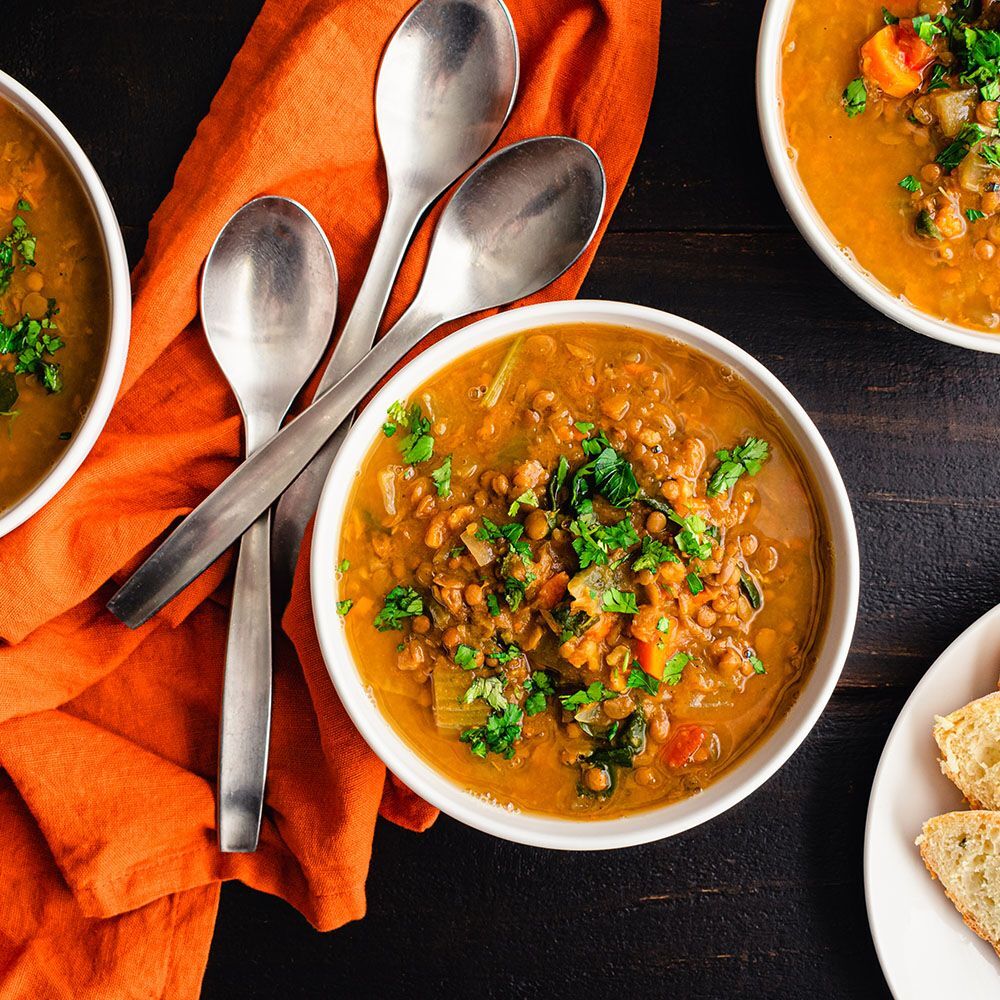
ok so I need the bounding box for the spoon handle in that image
[271,188,427,595]
[107,303,437,629]
[217,509,273,852]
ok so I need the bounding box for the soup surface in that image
[782,0,1000,332]
[338,326,831,818]
[0,97,110,511]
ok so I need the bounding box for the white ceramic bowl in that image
[757,0,1000,353]
[311,300,860,849]
[0,71,131,537]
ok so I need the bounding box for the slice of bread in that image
[934,691,1000,809]
[917,811,1000,958]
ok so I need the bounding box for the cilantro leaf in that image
[431,455,452,497]
[508,489,538,516]
[669,511,714,560]
[336,599,353,616]
[632,535,679,573]
[454,644,477,669]
[842,77,867,118]
[601,587,639,614]
[663,652,692,686]
[373,585,423,631]
[706,437,769,496]
[463,676,508,712]
[898,174,921,193]
[559,681,616,711]
[626,666,659,696]
[460,703,523,759]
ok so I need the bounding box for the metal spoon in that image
[270,0,518,594]
[108,137,606,629]
[200,197,337,852]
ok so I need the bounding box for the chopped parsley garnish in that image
[373,585,423,631]
[669,511,713,560]
[936,123,986,172]
[881,6,898,24]
[601,587,639,614]
[898,174,921,193]
[486,593,501,616]
[580,428,612,457]
[966,208,988,222]
[663,652,692,686]
[549,454,570,510]
[569,508,638,569]
[0,301,64,393]
[706,437,769,497]
[911,13,943,44]
[749,655,766,675]
[491,640,521,665]
[842,77,867,118]
[523,670,555,716]
[574,420,595,434]
[476,517,531,561]
[383,400,434,464]
[454,644,477,669]
[927,63,950,91]
[686,572,704,596]
[508,489,538,516]
[631,535,679,573]
[460,703,523,759]
[336,599,353,616]
[982,144,1000,168]
[560,681,616,711]
[626,665,659,696]
[431,455,452,497]
[337,558,350,573]
[592,446,640,507]
[463,676,508,712]
[15,199,31,212]
[656,616,671,634]
[502,575,527,611]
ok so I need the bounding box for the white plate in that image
[865,603,1000,997]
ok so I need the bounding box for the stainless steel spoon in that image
[201,196,337,853]
[108,137,606,629]
[270,0,518,594]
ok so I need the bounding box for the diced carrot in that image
[663,725,708,768]
[635,638,668,679]
[534,571,569,610]
[860,25,924,98]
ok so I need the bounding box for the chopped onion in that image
[377,468,396,516]
[460,523,495,566]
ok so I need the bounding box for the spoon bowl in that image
[108,137,605,628]
[270,0,518,591]
[201,196,337,853]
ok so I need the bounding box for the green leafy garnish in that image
[460,703,523,759]
[982,144,1000,168]
[842,77,867,118]
[523,670,555,716]
[574,420,595,434]
[966,208,988,222]
[373,585,423,631]
[927,63,949,91]
[601,587,639,614]
[592,446,640,508]
[656,616,671,634]
[911,13,943,44]
[898,175,921,193]
[431,455,452,497]
[486,593,501,617]
[0,301,64,392]
[491,640,521,665]
[337,558,350,573]
[560,681,616,711]
[626,666,659,696]
[740,570,763,610]
[384,400,434,464]
[549,455,570,511]
[15,199,31,212]
[663,652,692,686]
[454,644,477,669]
[669,511,713,560]
[936,123,986,172]
[632,535,680,573]
[336,599,353,616]
[476,517,531,561]
[463,676,508,712]
[749,655,766,675]
[502,576,528,611]
[686,572,704,596]
[706,437,769,497]
[881,6,898,24]
[508,489,538,516]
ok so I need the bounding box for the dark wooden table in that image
[13,1,999,996]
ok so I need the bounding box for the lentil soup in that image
[0,96,111,511]
[782,0,1000,332]
[337,325,831,818]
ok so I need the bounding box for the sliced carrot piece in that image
[860,25,923,98]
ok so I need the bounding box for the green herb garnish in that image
[601,587,639,614]
[706,437,769,497]
[373,585,423,631]
[842,77,867,118]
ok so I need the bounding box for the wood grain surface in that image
[11,1,997,996]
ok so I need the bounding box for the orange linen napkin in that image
[0,0,659,995]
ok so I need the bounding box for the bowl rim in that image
[756,0,1000,354]
[0,70,132,538]
[311,299,860,850]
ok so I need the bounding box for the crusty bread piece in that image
[917,811,1000,958]
[934,692,1000,810]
